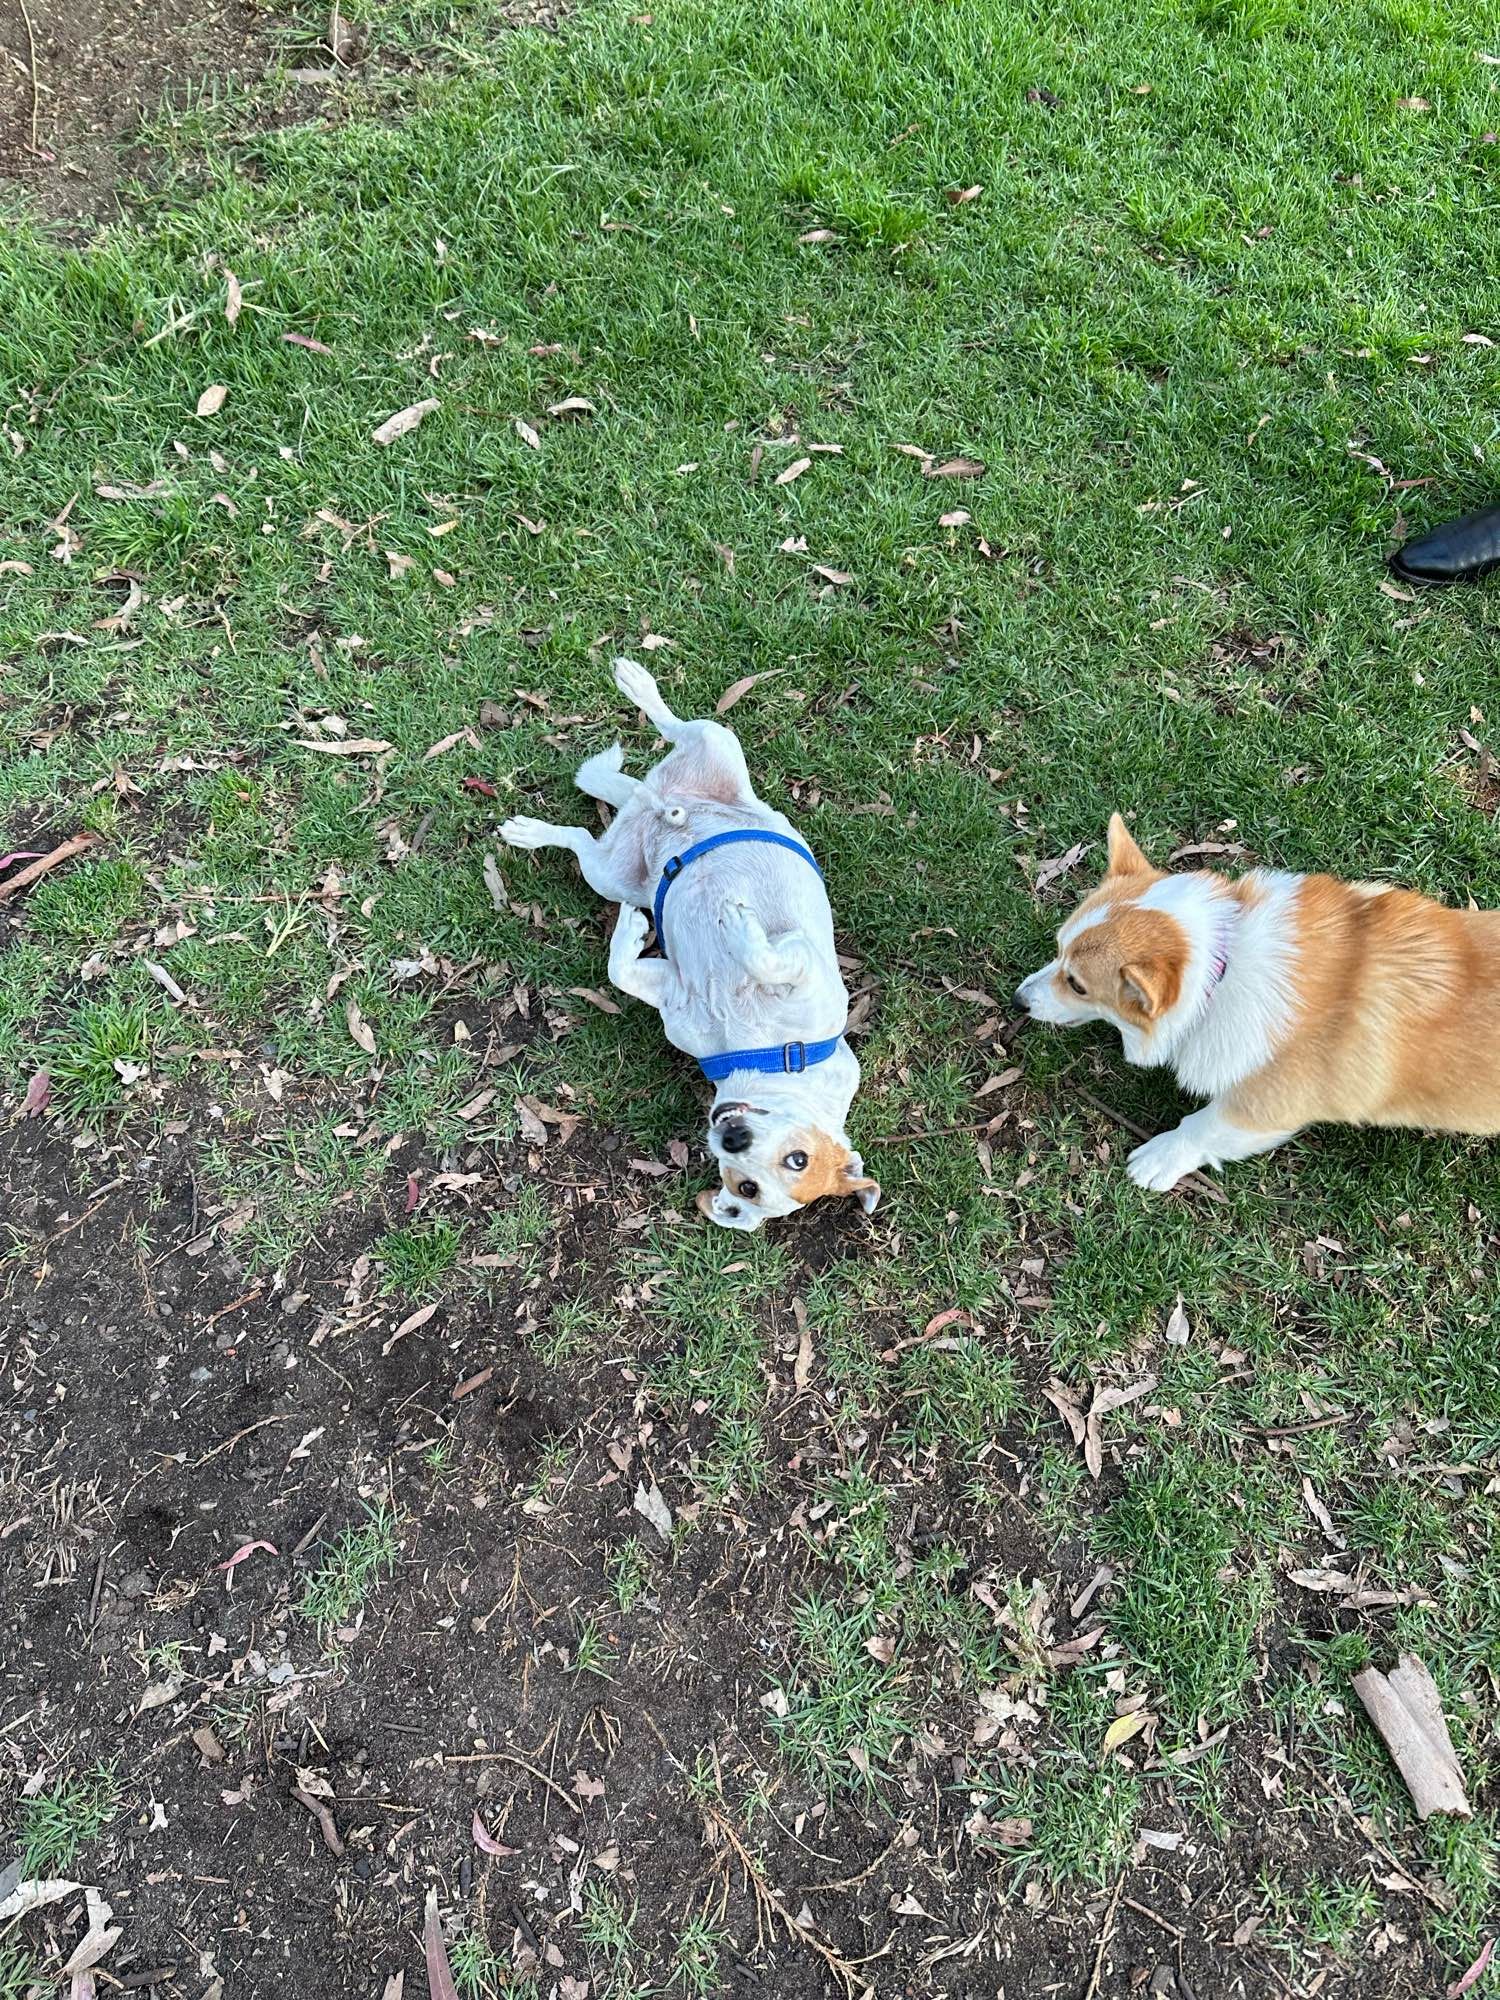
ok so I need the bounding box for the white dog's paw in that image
[612,903,650,955]
[498,815,556,851]
[1127,1129,1206,1192]
[612,656,659,711]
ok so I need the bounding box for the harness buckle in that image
[663,855,684,881]
[782,1041,807,1074]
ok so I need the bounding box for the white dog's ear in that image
[846,1152,881,1215]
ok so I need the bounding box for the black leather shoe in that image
[1390,507,1500,584]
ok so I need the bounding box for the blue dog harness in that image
[651,829,843,1083]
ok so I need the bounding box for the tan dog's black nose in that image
[719,1119,752,1153]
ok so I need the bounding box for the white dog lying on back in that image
[499,659,878,1232]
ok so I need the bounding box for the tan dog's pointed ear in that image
[1120,959,1172,1020]
[1106,812,1150,878]
[846,1152,881,1215]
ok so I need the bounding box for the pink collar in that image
[1203,924,1232,1001]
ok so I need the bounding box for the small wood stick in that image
[0,833,100,905]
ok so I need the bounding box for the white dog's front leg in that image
[1127,1101,1296,1192]
[720,902,811,988]
[607,903,674,1010]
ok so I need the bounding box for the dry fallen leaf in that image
[811,564,853,585]
[947,184,983,204]
[372,398,439,446]
[1353,1654,1472,1819]
[21,1069,50,1117]
[634,1477,674,1544]
[515,417,542,450]
[63,1888,121,1977]
[568,986,621,1015]
[283,331,333,354]
[382,1300,440,1356]
[1448,1939,1495,2000]
[515,1098,549,1145]
[1102,1709,1149,1755]
[1032,842,1087,894]
[792,1296,814,1389]
[1396,95,1431,111]
[716,669,784,714]
[1164,1299,1190,1346]
[1379,578,1416,602]
[346,1000,377,1057]
[775,456,812,485]
[196,384,228,417]
[797,227,840,244]
[0,1879,83,1924]
[925,455,986,479]
[423,1891,459,2000]
[547,397,596,417]
[223,270,243,326]
[295,737,393,756]
[939,508,971,527]
[471,1811,519,1858]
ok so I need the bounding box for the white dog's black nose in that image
[719,1119,752,1153]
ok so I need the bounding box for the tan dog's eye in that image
[738,1180,760,1199]
[783,1150,808,1172]
[1066,972,1086,995]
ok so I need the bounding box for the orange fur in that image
[1230,878,1500,1136]
[1055,843,1500,1141]
[719,1126,877,1204]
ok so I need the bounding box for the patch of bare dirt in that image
[0,0,274,225]
[0,1099,1448,1998]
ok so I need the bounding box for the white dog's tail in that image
[575,741,637,808]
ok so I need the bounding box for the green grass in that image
[4,0,1500,1974]
[297,1501,402,1632]
[12,1763,122,1876]
[376,1217,464,1296]
[44,999,154,1118]
[449,1927,512,1999]
[0,1944,35,2000]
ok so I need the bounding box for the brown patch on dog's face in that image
[705,1124,879,1231]
[1067,905,1188,1023]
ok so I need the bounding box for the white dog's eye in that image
[783,1150,808,1172]
[1065,971,1086,996]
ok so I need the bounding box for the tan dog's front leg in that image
[1127,1099,1298,1192]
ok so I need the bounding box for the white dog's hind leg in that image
[613,657,687,740]
[575,742,637,808]
[499,816,636,902]
[614,658,755,805]
[607,903,674,1010]
[1127,1100,1296,1192]
[720,902,811,988]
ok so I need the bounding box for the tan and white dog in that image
[1015,813,1500,1190]
[500,659,877,1231]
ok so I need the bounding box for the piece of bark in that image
[0,833,100,904]
[1352,1653,1472,1819]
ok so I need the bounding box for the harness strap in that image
[650,829,839,1083]
[652,828,822,959]
[698,1035,842,1084]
